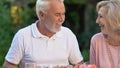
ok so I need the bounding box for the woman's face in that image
[96,6,110,35]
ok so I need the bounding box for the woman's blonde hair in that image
[97,0,120,35]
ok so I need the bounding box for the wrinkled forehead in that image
[98,6,108,15]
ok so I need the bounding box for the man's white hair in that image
[36,0,64,20]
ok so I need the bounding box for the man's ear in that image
[39,11,45,20]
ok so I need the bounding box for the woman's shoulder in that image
[91,32,104,40]
[90,32,105,44]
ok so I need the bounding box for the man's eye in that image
[55,14,60,16]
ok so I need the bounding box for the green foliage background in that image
[0,0,13,67]
[0,0,100,67]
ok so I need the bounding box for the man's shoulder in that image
[61,26,72,32]
[60,26,76,38]
[19,25,31,33]
[16,23,34,37]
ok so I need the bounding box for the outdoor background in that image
[0,0,102,67]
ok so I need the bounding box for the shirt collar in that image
[31,20,45,38]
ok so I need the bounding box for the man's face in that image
[43,1,65,33]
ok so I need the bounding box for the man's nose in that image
[59,15,64,22]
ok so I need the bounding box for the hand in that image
[73,64,79,68]
[72,61,84,68]
[79,64,96,68]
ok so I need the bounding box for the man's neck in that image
[37,21,55,38]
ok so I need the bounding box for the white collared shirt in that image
[5,21,83,68]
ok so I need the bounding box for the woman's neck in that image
[104,33,120,46]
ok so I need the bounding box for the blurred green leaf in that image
[65,0,87,4]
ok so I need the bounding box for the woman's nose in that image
[96,17,99,24]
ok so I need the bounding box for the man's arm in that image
[3,60,18,68]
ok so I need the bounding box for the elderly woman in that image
[90,0,120,68]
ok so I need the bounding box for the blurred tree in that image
[81,0,101,51]
[0,0,13,66]
[65,0,87,4]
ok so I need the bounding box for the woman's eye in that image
[100,15,103,18]
[98,15,103,18]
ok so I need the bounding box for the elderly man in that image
[3,0,83,68]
